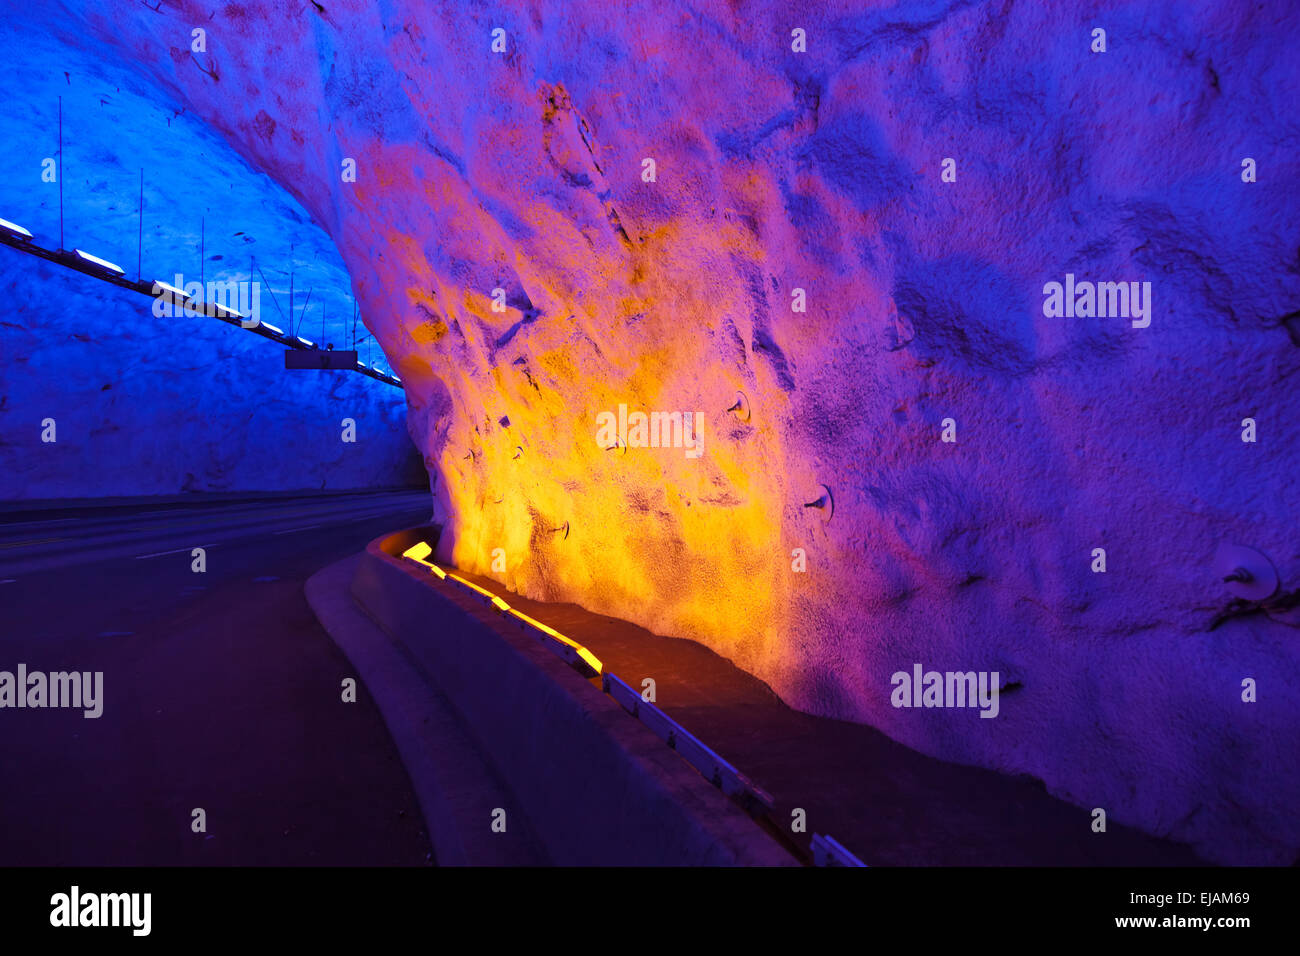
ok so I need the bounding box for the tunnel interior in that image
[0,0,1297,870]
[0,9,421,498]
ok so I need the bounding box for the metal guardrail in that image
[503,606,603,677]
[400,542,863,865]
[811,833,867,867]
[403,544,602,675]
[603,672,774,815]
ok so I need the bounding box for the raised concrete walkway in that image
[307,555,548,865]
[313,526,1206,867]
[449,563,1207,866]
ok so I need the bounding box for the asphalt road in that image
[0,490,435,866]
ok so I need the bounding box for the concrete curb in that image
[306,554,549,866]
[0,486,428,517]
[345,528,799,866]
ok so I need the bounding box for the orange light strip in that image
[400,541,602,675]
[401,541,447,578]
[396,539,787,823]
[446,571,510,611]
[505,608,604,675]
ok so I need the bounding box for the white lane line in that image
[0,516,82,529]
[135,545,214,559]
[0,537,67,549]
[0,579,16,584]
[344,508,432,523]
[272,525,322,535]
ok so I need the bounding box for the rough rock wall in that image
[45,0,1300,862]
[0,13,420,499]
[0,257,422,498]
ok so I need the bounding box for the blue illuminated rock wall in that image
[0,12,421,499]
[0,255,422,499]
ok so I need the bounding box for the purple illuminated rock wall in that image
[40,0,1300,862]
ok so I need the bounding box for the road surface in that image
[0,490,434,866]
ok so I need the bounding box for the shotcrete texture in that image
[47,0,1300,862]
[0,12,420,498]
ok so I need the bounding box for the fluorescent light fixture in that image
[153,280,188,298]
[260,322,284,335]
[295,336,314,347]
[73,249,125,275]
[391,375,402,383]
[357,361,370,369]
[0,217,32,240]
[207,302,246,320]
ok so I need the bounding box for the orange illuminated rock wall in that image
[52,0,1300,863]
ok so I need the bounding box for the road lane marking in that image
[344,508,432,523]
[0,517,82,529]
[135,545,214,559]
[0,537,67,549]
[272,525,322,535]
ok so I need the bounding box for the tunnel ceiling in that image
[19,0,1300,864]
